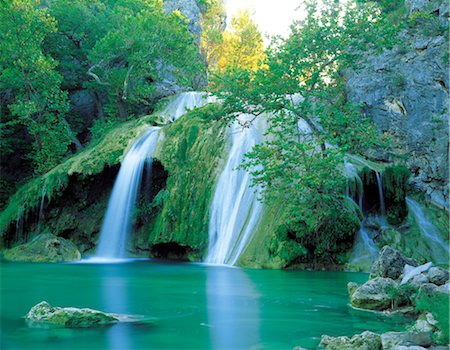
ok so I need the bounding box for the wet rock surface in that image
[3,234,81,263]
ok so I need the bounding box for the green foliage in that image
[384,165,410,225]
[200,0,226,69]
[415,292,450,344]
[211,0,399,264]
[385,283,416,309]
[0,0,71,173]
[408,11,448,36]
[0,115,156,239]
[87,1,203,118]
[215,9,266,71]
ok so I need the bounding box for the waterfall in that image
[206,116,263,265]
[375,172,386,216]
[158,91,216,122]
[345,161,379,267]
[406,197,449,264]
[95,127,160,259]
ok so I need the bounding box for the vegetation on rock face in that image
[383,165,410,225]
[0,0,72,175]
[3,233,81,262]
[210,0,399,265]
[0,116,156,246]
[1,0,204,210]
[143,106,226,259]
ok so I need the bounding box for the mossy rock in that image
[3,234,81,262]
[25,301,118,328]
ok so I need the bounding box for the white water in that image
[375,172,386,217]
[406,197,449,263]
[206,116,264,265]
[158,91,216,122]
[345,160,379,268]
[95,127,160,259]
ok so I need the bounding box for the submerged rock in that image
[319,331,381,350]
[25,301,118,328]
[3,234,81,263]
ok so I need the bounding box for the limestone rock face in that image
[319,331,382,350]
[164,0,202,41]
[3,234,81,263]
[350,277,399,310]
[25,301,118,328]
[371,246,418,280]
[345,1,449,208]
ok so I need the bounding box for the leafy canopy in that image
[210,0,398,261]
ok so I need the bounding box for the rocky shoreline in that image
[299,246,449,350]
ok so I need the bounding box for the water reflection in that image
[101,266,132,350]
[207,266,260,350]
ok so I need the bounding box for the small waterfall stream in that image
[159,91,216,122]
[206,116,263,265]
[93,92,216,261]
[406,197,449,264]
[345,162,380,266]
[95,127,160,260]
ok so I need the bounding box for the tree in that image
[87,2,204,119]
[0,0,72,174]
[211,0,398,261]
[215,9,266,72]
[200,0,226,70]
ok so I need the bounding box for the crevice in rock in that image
[150,242,192,260]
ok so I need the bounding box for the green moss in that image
[384,165,410,225]
[378,195,449,265]
[143,107,227,259]
[0,115,157,240]
[239,196,360,269]
[415,292,450,345]
[238,198,288,269]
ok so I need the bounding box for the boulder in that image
[427,267,449,286]
[25,301,118,328]
[350,277,399,310]
[3,234,81,263]
[401,263,433,284]
[410,273,430,288]
[392,346,428,350]
[348,281,360,297]
[371,246,418,280]
[319,331,381,350]
[381,332,407,349]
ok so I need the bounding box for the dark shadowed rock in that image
[427,266,449,285]
[371,246,418,280]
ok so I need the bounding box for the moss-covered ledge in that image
[0,115,157,247]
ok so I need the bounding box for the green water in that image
[1,260,408,349]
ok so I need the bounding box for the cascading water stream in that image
[159,91,216,122]
[206,116,263,265]
[92,92,216,261]
[345,162,379,265]
[375,172,386,217]
[406,197,449,264]
[95,127,160,260]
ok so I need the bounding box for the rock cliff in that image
[346,0,449,208]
